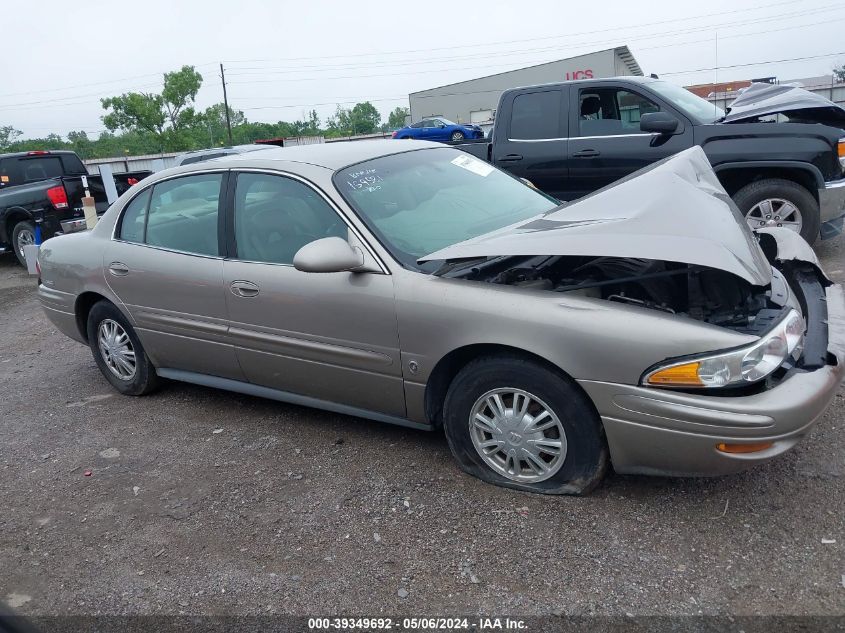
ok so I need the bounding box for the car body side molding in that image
[155,368,432,431]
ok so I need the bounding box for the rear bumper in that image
[38,284,85,344]
[578,243,845,477]
[819,177,845,239]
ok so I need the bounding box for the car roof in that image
[177,144,268,157]
[214,139,444,171]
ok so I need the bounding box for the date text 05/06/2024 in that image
[307,617,528,630]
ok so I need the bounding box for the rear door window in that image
[145,174,223,256]
[509,90,561,140]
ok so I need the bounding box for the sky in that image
[2,0,845,140]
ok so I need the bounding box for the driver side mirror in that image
[640,111,679,134]
[293,237,365,273]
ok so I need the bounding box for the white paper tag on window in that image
[451,154,494,177]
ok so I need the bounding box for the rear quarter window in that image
[509,90,561,140]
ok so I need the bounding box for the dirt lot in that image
[0,235,843,619]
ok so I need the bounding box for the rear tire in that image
[11,220,35,267]
[442,355,608,495]
[86,301,159,396]
[732,178,820,245]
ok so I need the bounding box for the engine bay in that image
[439,255,783,333]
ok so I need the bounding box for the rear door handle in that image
[230,280,259,298]
[498,154,523,162]
[108,262,129,276]
[573,149,600,158]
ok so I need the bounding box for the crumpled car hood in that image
[419,146,773,286]
[722,82,845,126]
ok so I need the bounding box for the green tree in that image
[834,63,845,83]
[326,105,353,137]
[101,65,203,150]
[67,130,92,158]
[387,107,408,129]
[349,102,381,134]
[0,125,22,150]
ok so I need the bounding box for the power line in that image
[220,0,804,65]
[658,51,845,76]
[2,5,839,111]
[224,4,842,77]
[0,63,218,100]
[0,82,224,111]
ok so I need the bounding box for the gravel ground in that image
[0,235,843,618]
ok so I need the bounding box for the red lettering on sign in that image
[565,69,594,80]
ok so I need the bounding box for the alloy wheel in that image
[97,319,136,380]
[16,228,34,259]
[745,198,802,233]
[468,388,567,483]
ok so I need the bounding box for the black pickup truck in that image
[456,78,845,244]
[0,150,151,265]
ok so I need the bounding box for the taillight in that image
[838,138,845,171]
[46,185,68,209]
[27,150,49,156]
[127,177,139,186]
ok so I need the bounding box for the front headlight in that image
[642,310,804,388]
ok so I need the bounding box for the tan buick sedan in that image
[37,141,844,494]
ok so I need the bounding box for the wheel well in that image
[717,167,818,200]
[424,344,570,428]
[75,292,109,343]
[3,209,32,244]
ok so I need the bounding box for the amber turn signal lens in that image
[645,361,703,386]
[716,442,774,454]
[838,139,845,158]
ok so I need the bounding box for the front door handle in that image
[108,262,129,276]
[230,280,259,298]
[573,149,601,158]
[498,154,523,162]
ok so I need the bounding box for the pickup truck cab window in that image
[577,88,659,137]
[509,90,561,140]
[233,173,346,265]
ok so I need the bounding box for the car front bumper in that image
[578,271,845,478]
[819,177,845,239]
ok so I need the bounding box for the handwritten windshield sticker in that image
[345,168,384,193]
[451,154,494,177]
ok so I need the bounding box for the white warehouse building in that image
[408,46,643,126]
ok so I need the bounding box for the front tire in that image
[442,355,608,495]
[450,131,465,142]
[733,178,820,245]
[11,220,35,267]
[86,301,159,396]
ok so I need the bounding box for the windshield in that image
[437,118,458,126]
[334,148,559,271]
[648,81,725,123]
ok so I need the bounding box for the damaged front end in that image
[422,147,844,392]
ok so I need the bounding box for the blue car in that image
[392,117,484,142]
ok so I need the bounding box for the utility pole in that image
[220,63,233,146]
